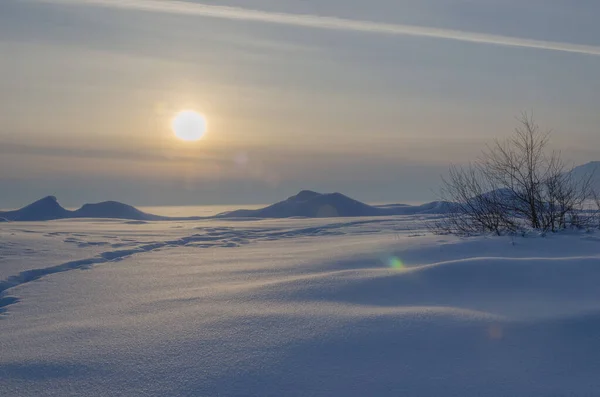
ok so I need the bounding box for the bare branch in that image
[435,113,593,235]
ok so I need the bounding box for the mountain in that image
[0,191,454,222]
[0,197,164,222]
[218,190,453,218]
[0,196,70,221]
[221,190,384,218]
[72,201,164,221]
[571,161,600,191]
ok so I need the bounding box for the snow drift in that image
[1,219,600,396]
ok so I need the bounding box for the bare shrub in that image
[436,113,595,235]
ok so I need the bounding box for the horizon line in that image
[31,0,600,57]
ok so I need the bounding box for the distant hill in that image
[571,161,600,192]
[0,196,71,221]
[218,190,453,218]
[0,197,165,222]
[220,190,382,218]
[0,191,454,222]
[72,201,163,221]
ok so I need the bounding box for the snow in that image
[2,215,600,396]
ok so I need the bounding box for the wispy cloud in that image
[32,0,600,56]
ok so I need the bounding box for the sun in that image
[171,110,207,141]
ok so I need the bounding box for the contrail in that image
[33,0,600,56]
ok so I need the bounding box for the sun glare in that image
[171,110,207,141]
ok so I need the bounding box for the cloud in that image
[33,0,600,56]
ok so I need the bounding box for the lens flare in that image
[387,256,405,270]
[488,324,504,340]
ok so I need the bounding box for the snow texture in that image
[2,215,600,396]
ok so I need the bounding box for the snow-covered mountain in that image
[218,190,453,218]
[0,197,164,221]
[571,161,600,191]
[0,191,454,221]
[72,201,162,220]
[0,196,71,221]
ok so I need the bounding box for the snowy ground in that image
[2,216,600,396]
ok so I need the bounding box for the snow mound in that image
[219,190,453,218]
[2,226,600,396]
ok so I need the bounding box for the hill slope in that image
[0,196,71,221]
[571,161,600,192]
[72,201,164,221]
[0,191,454,221]
[219,190,453,218]
[0,197,164,221]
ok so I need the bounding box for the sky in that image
[1,0,600,208]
